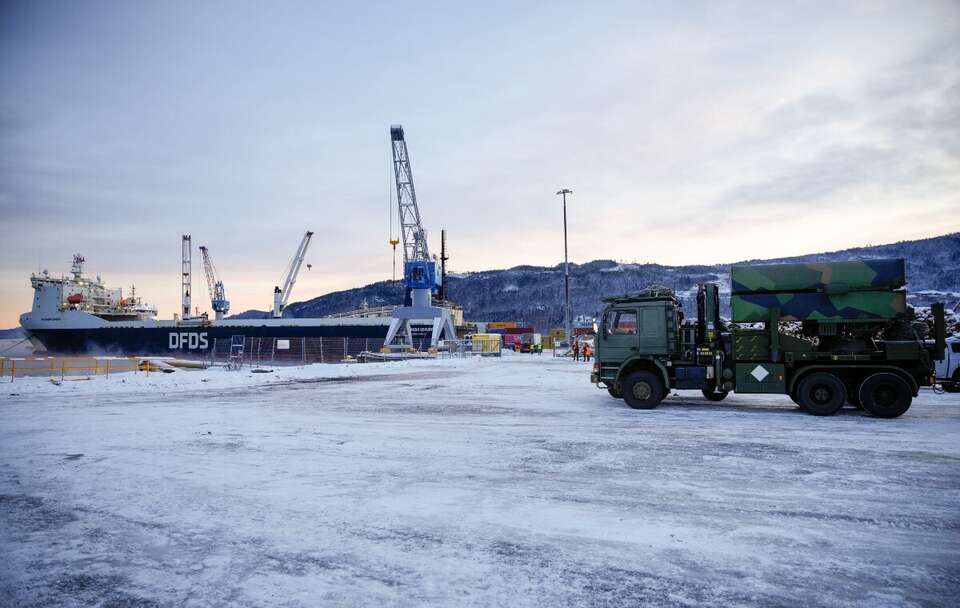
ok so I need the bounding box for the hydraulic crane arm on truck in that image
[592,259,947,418]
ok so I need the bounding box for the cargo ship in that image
[19,255,391,355]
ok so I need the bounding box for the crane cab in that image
[405,259,439,291]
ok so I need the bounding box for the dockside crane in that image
[383,125,455,350]
[199,246,230,320]
[272,231,314,318]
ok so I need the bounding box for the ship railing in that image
[325,305,397,319]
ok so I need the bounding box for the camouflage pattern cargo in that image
[730,259,906,322]
[731,259,905,293]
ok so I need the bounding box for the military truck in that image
[591,259,947,418]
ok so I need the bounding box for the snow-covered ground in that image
[1,356,958,607]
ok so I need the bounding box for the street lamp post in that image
[556,188,573,347]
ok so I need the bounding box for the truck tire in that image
[859,373,912,418]
[702,387,728,402]
[622,371,665,410]
[607,384,623,399]
[796,372,845,416]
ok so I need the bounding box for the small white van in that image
[936,336,960,392]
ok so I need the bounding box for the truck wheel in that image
[859,373,912,418]
[702,387,728,402]
[796,373,845,416]
[607,384,623,399]
[623,371,664,410]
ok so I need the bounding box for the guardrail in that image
[0,357,142,382]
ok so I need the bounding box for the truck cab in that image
[519,333,542,353]
[592,287,721,405]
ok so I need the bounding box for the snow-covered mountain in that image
[234,232,960,330]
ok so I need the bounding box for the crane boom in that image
[198,246,217,301]
[199,246,229,320]
[391,125,430,263]
[272,230,313,318]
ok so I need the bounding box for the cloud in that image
[711,35,959,210]
[0,1,958,326]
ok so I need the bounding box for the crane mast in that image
[273,231,313,318]
[199,246,229,320]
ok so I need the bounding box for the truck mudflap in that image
[591,362,606,387]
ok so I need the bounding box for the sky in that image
[1,0,958,327]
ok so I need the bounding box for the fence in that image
[208,336,388,366]
[207,336,506,366]
[1,357,141,382]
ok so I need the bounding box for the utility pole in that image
[556,189,573,346]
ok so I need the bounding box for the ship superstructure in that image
[29,254,158,323]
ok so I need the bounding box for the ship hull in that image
[22,316,394,355]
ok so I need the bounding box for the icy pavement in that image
[1,356,958,607]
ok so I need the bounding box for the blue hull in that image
[27,324,391,355]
